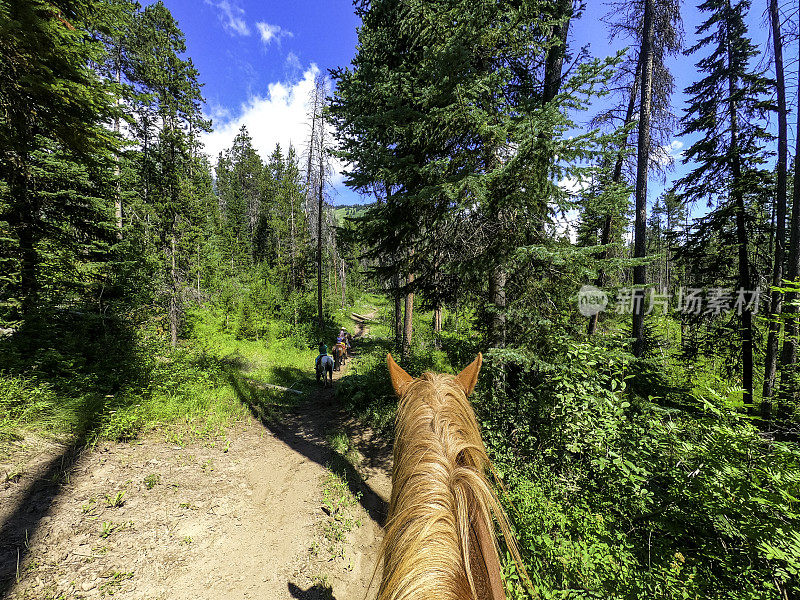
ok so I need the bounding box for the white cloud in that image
[551,208,579,243]
[206,101,231,122]
[656,139,684,167]
[200,66,345,187]
[256,21,293,45]
[205,0,250,36]
[558,175,590,194]
[285,51,302,75]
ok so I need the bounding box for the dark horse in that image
[333,341,347,371]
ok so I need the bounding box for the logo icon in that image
[577,285,608,317]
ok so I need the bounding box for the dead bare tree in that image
[303,75,335,329]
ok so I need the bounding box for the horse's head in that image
[379,353,529,600]
[387,352,481,400]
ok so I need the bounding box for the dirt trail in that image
[0,313,391,600]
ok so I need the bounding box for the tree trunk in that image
[543,0,572,105]
[402,271,414,360]
[340,257,346,307]
[533,0,572,239]
[589,54,642,336]
[632,0,654,357]
[726,9,753,407]
[762,0,788,418]
[317,127,324,330]
[19,212,38,317]
[114,62,123,238]
[489,265,507,348]
[169,229,178,348]
[331,249,339,309]
[290,189,296,292]
[394,269,403,350]
[433,301,442,350]
[10,139,38,318]
[778,33,800,416]
[305,90,318,218]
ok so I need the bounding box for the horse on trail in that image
[333,342,347,371]
[316,354,334,386]
[380,353,531,600]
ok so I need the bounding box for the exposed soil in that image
[0,314,391,600]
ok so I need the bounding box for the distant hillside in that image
[334,203,373,222]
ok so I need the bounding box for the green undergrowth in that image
[480,343,800,599]
[332,300,800,599]
[0,304,320,450]
[332,292,392,339]
[316,469,362,563]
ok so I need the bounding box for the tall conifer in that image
[677,0,773,405]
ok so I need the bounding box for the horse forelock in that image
[378,371,514,600]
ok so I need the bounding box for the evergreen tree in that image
[592,0,682,341]
[677,0,773,405]
[0,0,121,320]
[126,1,209,345]
[762,0,789,412]
[331,0,623,350]
[216,126,263,268]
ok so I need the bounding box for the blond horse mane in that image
[378,354,530,600]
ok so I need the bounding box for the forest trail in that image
[0,312,391,600]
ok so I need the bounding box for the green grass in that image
[188,306,316,390]
[318,470,362,561]
[325,428,362,470]
[0,303,323,449]
[0,289,463,454]
[332,292,392,339]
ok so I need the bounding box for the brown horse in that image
[380,353,531,600]
[333,341,348,371]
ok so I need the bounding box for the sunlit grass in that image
[0,304,322,447]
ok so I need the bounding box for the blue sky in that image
[153,0,782,215]
[154,0,362,204]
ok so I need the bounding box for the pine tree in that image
[126,1,209,346]
[0,0,121,320]
[761,0,789,414]
[677,0,773,405]
[592,0,682,341]
[216,127,263,268]
[331,0,623,351]
[777,35,800,415]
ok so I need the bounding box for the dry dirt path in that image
[0,314,391,600]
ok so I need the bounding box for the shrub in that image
[475,342,800,599]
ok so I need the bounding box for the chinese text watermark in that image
[577,286,761,316]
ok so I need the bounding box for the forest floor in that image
[0,312,391,600]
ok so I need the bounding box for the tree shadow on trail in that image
[288,581,337,599]
[225,368,388,528]
[0,441,89,597]
[270,365,312,391]
[0,309,148,596]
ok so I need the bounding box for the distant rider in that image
[316,341,328,369]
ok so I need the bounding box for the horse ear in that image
[387,353,413,397]
[455,353,482,396]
